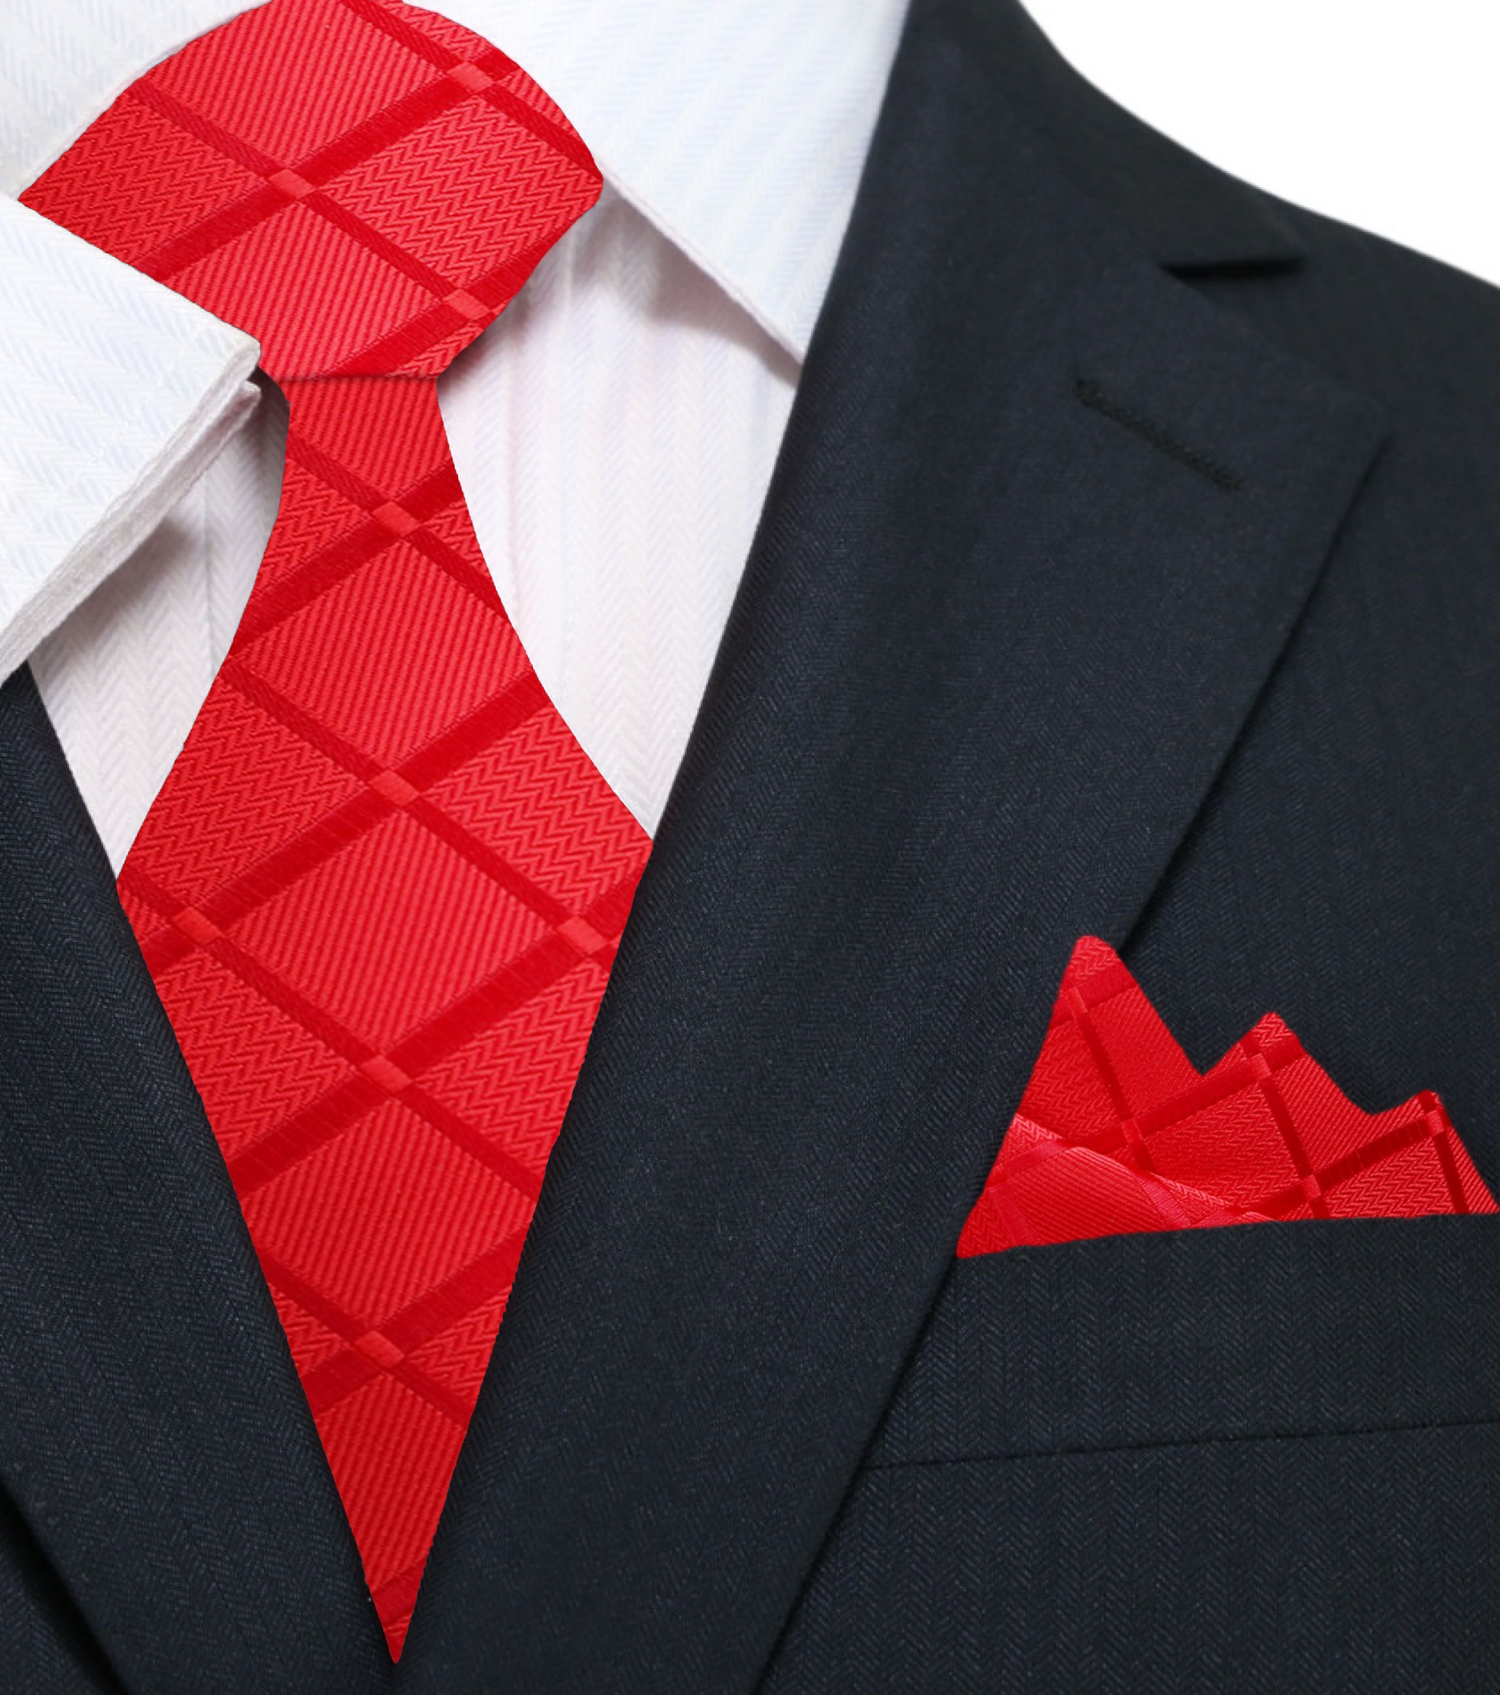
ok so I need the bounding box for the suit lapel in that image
[402,3,1385,1691]
[0,668,390,1692]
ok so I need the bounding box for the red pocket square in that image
[958,937,1497,1256]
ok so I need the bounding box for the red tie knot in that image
[22,0,601,380]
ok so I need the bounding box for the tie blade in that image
[117,372,649,1656]
[28,0,629,1657]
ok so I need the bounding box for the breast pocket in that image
[764,1218,1500,1695]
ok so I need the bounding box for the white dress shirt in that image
[0,192,258,691]
[0,0,908,866]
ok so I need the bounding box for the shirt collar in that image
[442,0,910,360]
[3,0,909,363]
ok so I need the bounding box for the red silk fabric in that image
[25,0,649,1657]
[960,936,1497,1255]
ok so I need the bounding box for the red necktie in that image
[960,936,1497,1254]
[24,0,650,1656]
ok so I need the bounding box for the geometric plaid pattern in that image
[23,0,646,1658]
[959,936,1497,1257]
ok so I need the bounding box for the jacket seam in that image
[865,1411,1500,1470]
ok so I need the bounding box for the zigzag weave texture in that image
[960,937,1497,1255]
[23,0,647,1657]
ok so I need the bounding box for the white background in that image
[1027,0,1500,289]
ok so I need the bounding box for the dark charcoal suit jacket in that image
[3,0,1500,1689]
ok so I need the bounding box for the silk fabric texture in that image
[964,937,1496,1253]
[25,0,652,1656]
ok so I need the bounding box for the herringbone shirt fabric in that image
[0,192,257,686]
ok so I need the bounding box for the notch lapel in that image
[402,3,1385,1691]
[0,669,389,1692]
